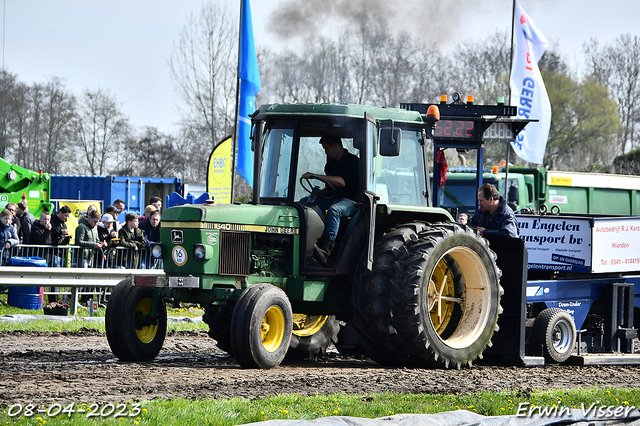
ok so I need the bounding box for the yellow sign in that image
[207,137,233,204]
[549,176,573,187]
[59,200,103,242]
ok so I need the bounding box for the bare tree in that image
[584,34,640,154]
[40,77,76,174]
[169,1,237,151]
[129,126,185,177]
[454,30,510,104]
[370,32,417,107]
[75,88,131,175]
[0,70,18,159]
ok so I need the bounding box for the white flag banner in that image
[510,2,551,164]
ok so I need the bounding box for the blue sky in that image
[2,0,637,135]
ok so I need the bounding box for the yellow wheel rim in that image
[261,306,285,352]
[292,314,328,337]
[428,259,456,335]
[135,298,158,344]
[425,246,493,350]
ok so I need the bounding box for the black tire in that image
[105,277,167,361]
[287,314,340,359]
[230,284,293,369]
[202,303,233,354]
[351,223,428,366]
[105,277,133,360]
[531,308,576,363]
[389,222,503,369]
[333,321,367,357]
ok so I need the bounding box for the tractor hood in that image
[160,203,300,230]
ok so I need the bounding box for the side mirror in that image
[379,120,402,156]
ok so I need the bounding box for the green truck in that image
[440,166,640,217]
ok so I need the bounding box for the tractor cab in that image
[251,104,439,275]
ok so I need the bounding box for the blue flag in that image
[238,0,260,185]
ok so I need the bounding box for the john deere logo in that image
[171,230,183,244]
[206,233,218,245]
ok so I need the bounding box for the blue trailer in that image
[50,175,183,220]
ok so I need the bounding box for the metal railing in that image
[0,244,165,314]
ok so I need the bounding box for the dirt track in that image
[1,329,639,406]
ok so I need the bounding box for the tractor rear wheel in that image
[287,314,340,359]
[230,284,293,369]
[105,277,167,361]
[387,222,502,368]
[351,223,428,366]
[531,308,576,363]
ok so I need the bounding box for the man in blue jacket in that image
[470,183,519,238]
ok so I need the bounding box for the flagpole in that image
[508,0,516,105]
[504,0,517,203]
[231,0,244,202]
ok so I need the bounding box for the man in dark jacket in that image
[17,201,36,244]
[30,211,53,245]
[118,212,146,268]
[470,183,519,238]
[51,206,72,246]
[75,210,106,268]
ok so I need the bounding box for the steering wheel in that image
[300,175,337,199]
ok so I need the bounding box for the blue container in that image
[8,287,44,310]
[50,175,183,221]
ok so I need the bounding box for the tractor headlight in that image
[150,243,163,259]
[193,244,207,261]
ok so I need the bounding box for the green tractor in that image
[106,103,502,369]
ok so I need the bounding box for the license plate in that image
[168,276,199,288]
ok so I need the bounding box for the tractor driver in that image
[470,183,519,238]
[302,135,360,265]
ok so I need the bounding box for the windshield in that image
[375,129,428,206]
[260,127,294,198]
[259,123,360,200]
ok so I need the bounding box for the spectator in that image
[98,214,119,268]
[470,183,519,239]
[140,204,158,220]
[113,199,126,215]
[149,196,162,213]
[0,209,19,264]
[5,202,21,241]
[85,204,98,217]
[30,211,53,245]
[75,210,106,268]
[17,201,36,244]
[139,210,161,244]
[105,205,122,233]
[457,212,469,225]
[50,205,72,268]
[118,212,145,268]
[97,214,118,245]
[51,205,72,246]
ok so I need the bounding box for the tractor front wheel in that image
[105,277,167,361]
[230,284,293,369]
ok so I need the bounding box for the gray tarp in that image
[247,409,640,426]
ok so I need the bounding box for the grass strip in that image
[1,388,638,425]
